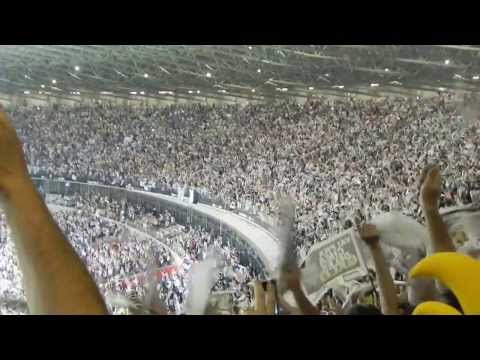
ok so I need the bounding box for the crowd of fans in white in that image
[0,191,256,314]
[0,93,479,314]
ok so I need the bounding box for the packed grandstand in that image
[0,93,478,315]
[0,45,480,315]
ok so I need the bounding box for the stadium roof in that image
[1,45,480,102]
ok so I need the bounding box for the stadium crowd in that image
[0,191,258,314]
[10,94,480,257]
[1,93,479,315]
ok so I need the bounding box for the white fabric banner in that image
[301,229,367,297]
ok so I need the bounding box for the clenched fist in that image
[0,105,30,196]
[358,223,380,248]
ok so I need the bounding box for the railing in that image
[197,192,280,237]
[30,169,280,238]
[32,177,267,277]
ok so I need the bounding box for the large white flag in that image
[184,252,221,315]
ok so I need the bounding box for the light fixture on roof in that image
[23,90,30,95]
[130,91,138,95]
[41,84,45,88]
[324,73,330,77]
[281,87,288,92]
[385,68,390,72]
[473,75,480,80]
[51,79,57,84]
[438,87,446,92]
[143,73,149,78]
[370,83,379,87]
[257,68,262,73]
[206,72,212,78]
[333,85,344,89]
[453,74,465,80]
[444,59,450,65]
[140,91,145,95]
[74,66,80,72]
[196,90,201,94]
[251,89,256,93]
[158,91,175,95]
[188,90,194,94]
[390,81,402,85]
[38,91,43,95]
[308,86,315,90]
[248,46,253,50]
[100,91,113,95]
[218,89,227,94]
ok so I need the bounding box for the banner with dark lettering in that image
[301,229,367,297]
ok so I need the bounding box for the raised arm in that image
[419,166,455,253]
[0,106,107,315]
[359,224,400,315]
[280,268,319,315]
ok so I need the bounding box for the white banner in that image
[301,229,367,297]
[441,204,480,244]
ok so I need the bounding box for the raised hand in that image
[358,223,380,248]
[419,165,442,210]
[242,281,276,315]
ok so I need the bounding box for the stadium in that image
[0,45,480,315]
